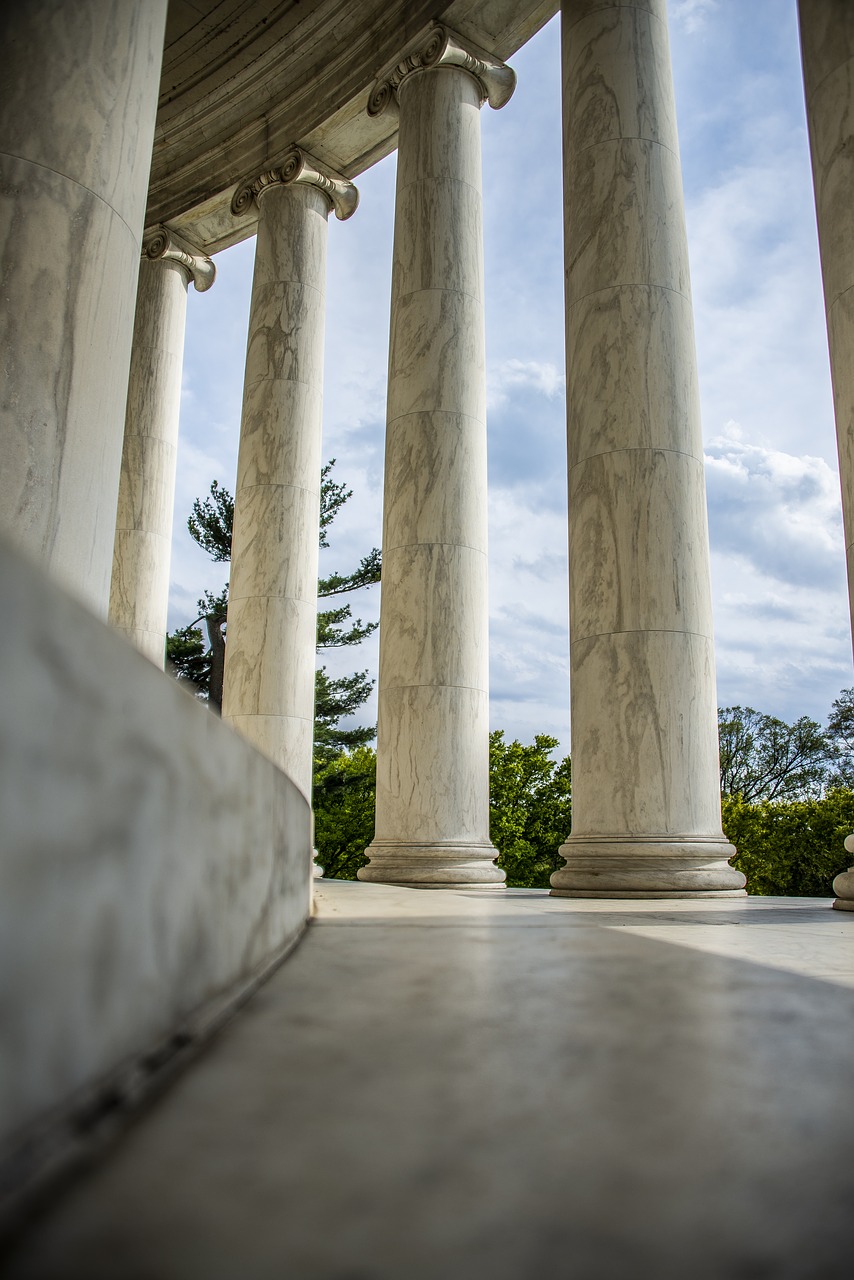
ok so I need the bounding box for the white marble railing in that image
[0,534,313,1213]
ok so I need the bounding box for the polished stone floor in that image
[6,882,854,1278]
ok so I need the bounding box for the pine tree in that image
[166,461,380,760]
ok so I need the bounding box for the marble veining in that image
[242,282,327,394]
[236,380,323,490]
[225,715,315,795]
[1,163,142,616]
[0,2,167,617]
[395,71,485,191]
[800,0,854,908]
[228,485,321,604]
[382,410,489,552]
[563,0,665,32]
[372,685,493,846]
[563,3,677,151]
[362,43,512,890]
[569,448,714,640]
[0,0,168,226]
[0,532,311,1147]
[567,285,703,464]
[222,178,332,798]
[392,179,483,301]
[110,253,197,665]
[378,544,489,692]
[554,0,739,896]
[829,291,854,563]
[805,61,854,309]
[568,629,726,837]
[565,138,692,304]
[799,0,854,139]
[386,288,486,425]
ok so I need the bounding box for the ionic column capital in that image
[367,25,516,117]
[231,147,359,222]
[143,227,216,292]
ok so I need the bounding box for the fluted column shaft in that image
[359,31,514,888]
[551,0,744,897]
[223,155,356,797]
[0,0,167,616]
[799,0,854,910]
[110,234,214,666]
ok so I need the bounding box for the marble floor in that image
[5,882,854,1279]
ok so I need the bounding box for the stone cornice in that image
[231,147,359,221]
[367,24,517,117]
[143,228,216,292]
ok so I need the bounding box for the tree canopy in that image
[166,460,380,752]
[826,687,854,789]
[718,705,830,803]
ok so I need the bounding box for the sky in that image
[169,0,853,760]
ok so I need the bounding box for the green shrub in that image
[489,731,572,888]
[724,790,854,896]
[313,747,376,880]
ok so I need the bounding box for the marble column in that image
[551,0,745,897]
[0,0,168,616]
[222,150,357,798]
[799,1,854,911]
[109,230,215,666]
[358,28,515,889]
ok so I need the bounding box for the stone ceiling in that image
[152,0,557,253]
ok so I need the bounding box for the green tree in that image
[724,790,854,896]
[313,746,376,880]
[826,687,854,789]
[166,461,380,749]
[314,668,375,763]
[718,705,830,803]
[488,730,572,888]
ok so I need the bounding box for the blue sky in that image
[170,0,852,758]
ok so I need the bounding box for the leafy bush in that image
[724,790,854,896]
[489,731,572,888]
[313,747,376,880]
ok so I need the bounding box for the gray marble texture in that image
[555,0,741,896]
[382,410,489,550]
[0,0,167,617]
[5,883,853,1279]
[222,183,329,798]
[569,449,714,638]
[567,286,703,462]
[0,532,312,1153]
[361,62,504,889]
[372,684,493,849]
[109,257,189,665]
[800,0,854,907]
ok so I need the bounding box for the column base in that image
[550,836,746,898]
[358,842,505,889]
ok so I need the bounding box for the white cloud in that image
[671,0,718,35]
[704,429,850,720]
[486,360,567,505]
[487,358,565,408]
[705,427,843,586]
